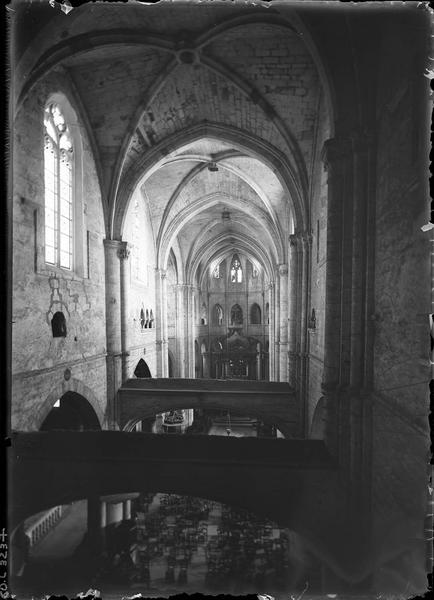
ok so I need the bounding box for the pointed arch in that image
[34,378,105,431]
[134,358,152,378]
[250,303,262,325]
[230,304,243,325]
[212,304,224,327]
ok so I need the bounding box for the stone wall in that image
[122,188,157,379]
[307,93,329,430]
[12,71,107,430]
[370,19,430,592]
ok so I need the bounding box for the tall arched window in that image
[230,254,243,283]
[200,303,207,325]
[212,304,224,326]
[250,303,261,324]
[231,304,243,325]
[44,103,74,269]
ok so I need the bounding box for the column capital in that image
[278,263,288,276]
[321,137,352,170]
[117,241,130,260]
[267,281,275,290]
[155,267,167,279]
[103,238,122,251]
[289,233,300,247]
[290,231,311,247]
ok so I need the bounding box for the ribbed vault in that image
[124,134,289,281]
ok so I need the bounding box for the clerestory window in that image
[44,103,74,269]
[230,254,242,283]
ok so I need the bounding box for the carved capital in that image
[278,263,288,276]
[117,242,130,260]
[289,234,297,247]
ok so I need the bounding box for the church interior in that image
[8,0,432,597]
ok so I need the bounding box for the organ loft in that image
[8,0,432,597]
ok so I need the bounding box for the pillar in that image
[185,284,195,378]
[278,263,289,381]
[321,137,353,392]
[123,499,132,520]
[268,282,276,381]
[274,270,280,381]
[321,135,373,566]
[202,352,210,378]
[104,239,123,429]
[175,284,187,377]
[350,132,374,388]
[100,501,107,529]
[256,343,262,380]
[288,234,299,388]
[299,232,312,435]
[155,268,168,377]
[119,241,131,382]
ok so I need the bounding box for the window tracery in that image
[212,304,224,326]
[44,103,73,269]
[230,254,242,283]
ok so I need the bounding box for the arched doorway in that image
[134,358,152,378]
[40,391,101,431]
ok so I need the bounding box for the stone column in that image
[256,343,262,380]
[268,282,275,381]
[175,284,186,377]
[123,499,132,520]
[288,234,299,388]
[155,268,168,377]
[100,501,107,529]
[278,263,289,381]
[299,232,312,434]
[202,351,210,378]
[119,242,131,382]
[274,270,280,381]
[186,285,196,378]
[350,132,373,388]
[321,137,353,392]
[104,239,123,429]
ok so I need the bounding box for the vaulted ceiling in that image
[13,0,342,282]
